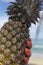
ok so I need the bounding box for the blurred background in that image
[30,11,43,53]
[0,0,43,56]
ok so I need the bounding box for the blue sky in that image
[0,0,43,40]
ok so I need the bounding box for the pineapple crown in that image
[6,0,43,27]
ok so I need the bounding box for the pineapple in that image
[0,0,42,65]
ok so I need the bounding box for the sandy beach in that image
[28,52,43,65]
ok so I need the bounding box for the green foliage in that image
[6,0,42,27]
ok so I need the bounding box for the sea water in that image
[31,40,43,53]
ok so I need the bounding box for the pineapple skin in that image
[0,20,31,65]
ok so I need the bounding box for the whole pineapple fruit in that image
[0,0,42,65]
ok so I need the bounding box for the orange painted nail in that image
[25,48,31,56]
[27,41,32,49]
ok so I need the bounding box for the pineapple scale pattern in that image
[0,20,32,65]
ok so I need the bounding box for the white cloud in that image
[0,16,8,29]
[1,0,16,2]
[40,11,43,16]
